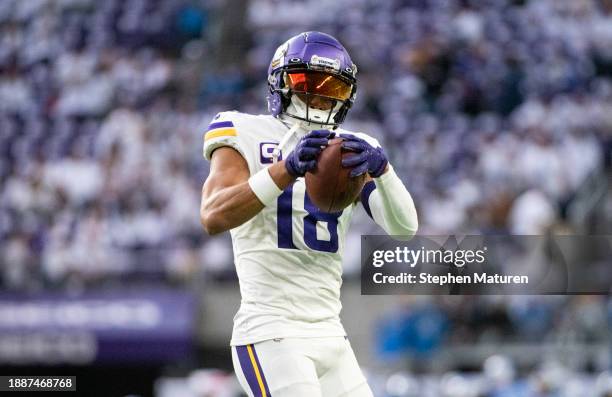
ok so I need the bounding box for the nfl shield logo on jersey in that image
[260,142,281,164]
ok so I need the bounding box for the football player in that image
[200,32,418,397]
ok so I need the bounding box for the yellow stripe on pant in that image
[246,344,267,397]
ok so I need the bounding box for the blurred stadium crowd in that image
[0,0,610,395]
[1,0,211,290]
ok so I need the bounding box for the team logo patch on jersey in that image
[205,121,237,141]
[260,142,281,164]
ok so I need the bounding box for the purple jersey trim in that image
[207,120,234,131]
[360,181,376,219]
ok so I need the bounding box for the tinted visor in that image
[286,71,352,101]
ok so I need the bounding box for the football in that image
[305,138,368,213]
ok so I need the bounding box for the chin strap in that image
[273,122,302,164]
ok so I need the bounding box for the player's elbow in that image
[388,227,418,241]
[387,217,418,241]
[200,209,228,236]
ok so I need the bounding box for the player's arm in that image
[200,130,332,235]
[360,169,419,238]
[341,134,418,238]
[200,147,294,235]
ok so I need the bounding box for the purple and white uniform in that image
[203,110,379,347]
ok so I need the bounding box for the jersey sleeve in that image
[202,112,246,161]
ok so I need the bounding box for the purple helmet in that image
[267,31,358,128]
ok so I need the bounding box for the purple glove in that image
[285,130,334,177]
[340,133,388,177]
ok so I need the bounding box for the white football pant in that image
[232,336,373,397]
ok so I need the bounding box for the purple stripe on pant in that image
[236,344,271,396]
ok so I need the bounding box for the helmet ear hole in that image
[280,88,292,110]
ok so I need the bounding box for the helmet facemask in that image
[281,71,351,128]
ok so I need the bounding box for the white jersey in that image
[203,111,379,346]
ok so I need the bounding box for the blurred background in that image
[0,0,611,395]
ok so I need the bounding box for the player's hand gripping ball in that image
[305,134,369,213]
[284,130,332,177]
[339,134,388,178]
